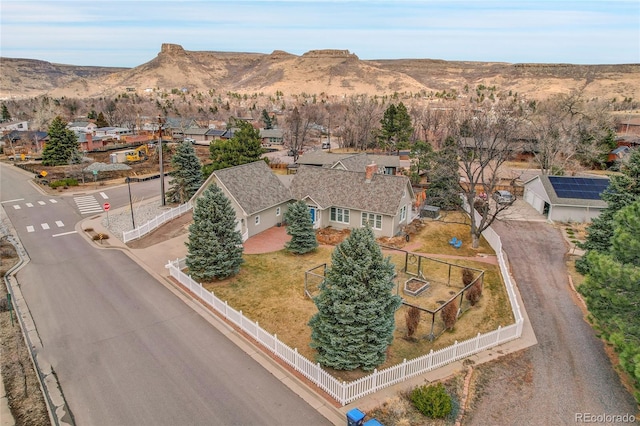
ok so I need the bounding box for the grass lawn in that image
[201,212,514,382]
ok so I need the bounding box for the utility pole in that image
[157,115,166,206]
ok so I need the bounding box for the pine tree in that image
[168,141,203,204]
[96,112,109,128]
[209,120,265,171]
[309,227,402,371]
[578,201,640,402]
[185,185,244,281]
[261,109,273,129]
[42,116,79,166]
[284,200,318,254]
[379,102,413,152]
[1,103,11,122]
[427,136,462,210]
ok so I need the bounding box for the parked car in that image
[493,190,514,204]
[183,137,196,144]
[322,142,331,149]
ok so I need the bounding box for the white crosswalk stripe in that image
[38,201,46,205]
[41,223,50,230]
[99,192,109,199]
[26,202,33,207]
[13,205,20,210]
[26,226,34,233]
[55,221,64,227]
[74,195,104,214]
[49,199,58,203]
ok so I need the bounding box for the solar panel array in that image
[548,176,610,200]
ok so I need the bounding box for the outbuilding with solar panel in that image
[523,174,610,223]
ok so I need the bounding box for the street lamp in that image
[157,115,166,206]
[126,176,135,229]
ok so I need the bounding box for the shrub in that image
[462,268,474,286]
[410,383,452,418]
[441,300,458,330]
[466,281,483,306]
[405,306,421,338]
[92,233,109,241]
[49,178,79,188]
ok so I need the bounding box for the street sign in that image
[40,170,48,177]
[103,202,111,211]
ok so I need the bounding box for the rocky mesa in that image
[1,43,639,101]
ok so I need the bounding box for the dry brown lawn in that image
[202,213,514,382]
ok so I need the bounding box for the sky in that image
[1,1,639,67]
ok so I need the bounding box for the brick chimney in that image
[365,162,377,182]
[85,132,93,151]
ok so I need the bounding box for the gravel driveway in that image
[467,220,638,425]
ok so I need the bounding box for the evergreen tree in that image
[577,149,640,273]
[578,201,640,402]
[209,120,265,171]
[284,200,318,254]
[1,103,11,122]
[42,116,79,166]
[167,141,203,204]
[185,185,244,281]
[309,227,402,371]
[427,136,463,210]
[409,140,433,184]
[379,102,413,153]
[261,109,273,129]
[96,112,109,128]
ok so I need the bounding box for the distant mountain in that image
[2,43,639,101]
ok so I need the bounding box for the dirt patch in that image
[0,241,50,426]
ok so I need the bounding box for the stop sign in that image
[103,202,111,211]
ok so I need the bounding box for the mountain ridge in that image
[1,43,639,101]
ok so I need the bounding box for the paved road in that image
[1,164,332,425]
[469,220,637,425]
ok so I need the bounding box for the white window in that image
[330,207,350,224]
[400,205,407,222]
[361,212,382,230]
[255,215,260,225]
[276,207,281,216]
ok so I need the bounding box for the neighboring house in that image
[608,145,630,162]
[194,161,294,241]
[164,117,200,139]
[183,127,209,143]
[523,174,609,222]
[288,164,415,238]
[0,120,29,132]
[94,127,133,140]
[296,152,401,175]
[259,128,284,145]
[67,121,97,134]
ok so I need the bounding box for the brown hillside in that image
[1,43,639,101]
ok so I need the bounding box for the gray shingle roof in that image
[296,152,400,170]
[213,161,293,215]
[289,165,411,216]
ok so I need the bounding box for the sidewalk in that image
[79,206,538,425]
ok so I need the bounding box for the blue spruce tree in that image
[309,227,402,371]
[186,185,243,281]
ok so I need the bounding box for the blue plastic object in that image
[347,408,366,426]
[449,237,458,245]
[454,239,462,249]
[363,419,384,426]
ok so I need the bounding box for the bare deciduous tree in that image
[284,103,323,162]
[334,95,382,150]
[449,100,523,248]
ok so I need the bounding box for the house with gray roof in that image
[523,174,609,222]
[296,152,401,175]
[289,164,414,237]
[194,160,294,241]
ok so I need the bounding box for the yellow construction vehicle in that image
[125,145,150,163]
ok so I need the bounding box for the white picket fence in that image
[165,217,524,406]
[123,202,193,243]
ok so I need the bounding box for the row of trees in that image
[576,149,640,403]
